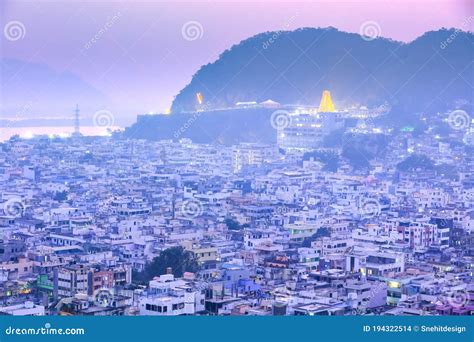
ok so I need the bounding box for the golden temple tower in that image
[318,90,335,112]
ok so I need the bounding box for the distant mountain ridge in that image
[171,27,473,114]
[0,58,108,121]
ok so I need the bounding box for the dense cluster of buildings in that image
[0,97,472,316]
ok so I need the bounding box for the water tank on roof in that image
[272,301,287,316]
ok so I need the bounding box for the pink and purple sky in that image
[1,0,472,123]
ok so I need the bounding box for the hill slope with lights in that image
[124,28,472,144]
[171,27,472,114]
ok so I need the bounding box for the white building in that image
[0,301,45,316]
[138,274,205,316]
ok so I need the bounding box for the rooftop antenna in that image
[73,104,81,136]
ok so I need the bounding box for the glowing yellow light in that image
[318,90,335,112]
[387,281,401,288]
[196,92,203,105]
[165,108,171,115]
[22,131,34,139]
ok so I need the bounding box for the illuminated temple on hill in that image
[318,90,336,113]
[277,90,387,151]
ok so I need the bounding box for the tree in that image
[322,128,345,148]
[341,133,389,170]
[303,150,339,172]
[435,163,458,180]
[53,191,68,202]
[134,246,199,283]
[397,154,434,172]
[342,145,370,169]
[225,218,243,230]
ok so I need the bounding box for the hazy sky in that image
[1,0,472,123]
